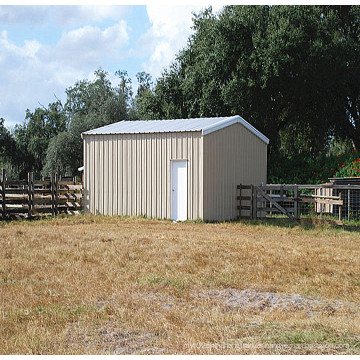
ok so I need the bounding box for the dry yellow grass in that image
[1,215,360,354]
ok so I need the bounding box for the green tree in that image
[135,72,163,120]
[0,118,16,162]
[9,101,66,178]
[137,5,360,182]
[0,118,19,178]
[42,69,137,176]
[320,6,360,151]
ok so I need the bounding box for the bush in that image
[334,151,360,178]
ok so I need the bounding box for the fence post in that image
[27,172,32,218]
[238,184,242,219]
[51,173,55,216]
[1,169,6,219]
[31,172,34,215]
[55,173,58,215]
[253,186,258,220]
[348,185,350,222]
[294,185,299,220]
[339,192,342,222]
[320,187,323,219]
[250,185,254,219]
[259,183,264,219]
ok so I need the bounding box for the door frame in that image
[170,159,188,221]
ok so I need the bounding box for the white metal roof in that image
[82,115,269,144]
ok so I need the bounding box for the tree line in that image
[0,69,141,179]
[1,5,360,183]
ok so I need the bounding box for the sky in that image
[0,4,224,129]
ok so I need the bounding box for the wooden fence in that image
[0,169,83,220]
[237,184,349,222]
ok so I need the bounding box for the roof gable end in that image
[202,115,269,144]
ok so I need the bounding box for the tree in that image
[41,131,76,176]
[43,69,137,176]
[0,118,19,178]
[135,72,164,120]
[8,101,66,178]
[0,118,16,161]
[137,5,360,182]
[320,6,360,151]
[0,68,139,178]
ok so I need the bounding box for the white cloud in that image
[0,31,74,128]
[0,21,129,128]
[0,5,130,27]
[0,4,225,128]
[0,6,48,25]
[141,4,223,78]
[51,21,128,68]
[52,6,131,27]
[139,5,200,77]
[0,30,41,59]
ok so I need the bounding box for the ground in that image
[1,215,360,354]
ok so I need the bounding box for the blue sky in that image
[0,4,223,129]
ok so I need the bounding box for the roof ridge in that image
[81,116,269,144]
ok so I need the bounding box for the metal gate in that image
[237,184,344,222]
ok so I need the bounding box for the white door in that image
[171,160,187,221]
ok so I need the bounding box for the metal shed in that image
[82,115,269,221]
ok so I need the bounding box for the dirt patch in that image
[195,288,359,315]
[66,321,164,354]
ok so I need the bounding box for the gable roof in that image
[82,115,269,144]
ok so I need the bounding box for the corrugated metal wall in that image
[83,132,203,219]
[203,123,267,221]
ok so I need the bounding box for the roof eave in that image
[82,129,203,137]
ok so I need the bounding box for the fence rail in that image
[0,169,83,220]
[236,184,360,223]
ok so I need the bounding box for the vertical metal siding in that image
[203,123,267,221]
[83,132,203,219]
[84,136,89,213]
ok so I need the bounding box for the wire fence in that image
[237,183,360,223]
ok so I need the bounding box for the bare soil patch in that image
[65,322,163,354]
[195,288,359,315]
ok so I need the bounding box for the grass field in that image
[1,215,360,354]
